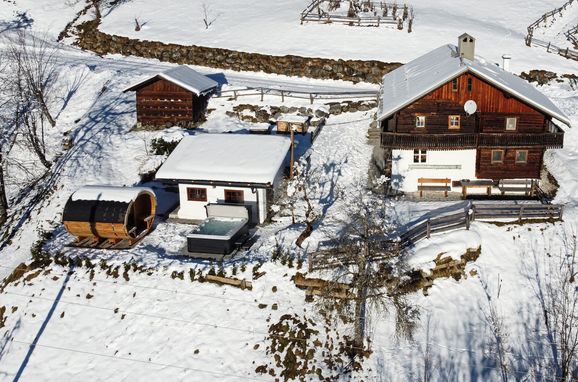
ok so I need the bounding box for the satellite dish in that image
[464,100,477,115]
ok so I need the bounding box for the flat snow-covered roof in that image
[71,186,155,203]
[377,44,571,126]
[277,114,310,123]
[124,65,218,95]
[155,134,291,185]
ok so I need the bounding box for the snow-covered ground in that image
[96,0,578,74]
[0,1,578,381]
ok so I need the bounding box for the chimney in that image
[458,33,476,61]
[502,54,511,71]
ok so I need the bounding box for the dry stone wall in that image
[75,20,401,84]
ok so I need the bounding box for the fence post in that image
[310,93,314,104]
[465,210,471,230]
[559,205,563,220]
[547,42,551,52]
[233,90,238,100]
[281,90,285,103]
[426,219,431,239]
[519,206,524,223]
[308,252,313,272]
[260,88,264,102]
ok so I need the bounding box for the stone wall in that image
[75,20,401,84]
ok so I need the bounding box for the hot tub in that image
[187,204,249,255]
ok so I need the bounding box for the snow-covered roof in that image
[277,114,310,123]
[124,65,218,95]
[71,186,155,203]
[155,134,291,185]
[377,44,571,126]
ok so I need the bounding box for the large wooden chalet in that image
[124,65,218,128]
[377,34,571,195]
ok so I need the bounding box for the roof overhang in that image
[123,73,217,96]
[156,178,274,189]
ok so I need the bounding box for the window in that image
[448,115,461,129]
[505,117,517,131]
[491,150,504,164]
[224,189,244,204]
[467,78,473,92]
[515,150,528,164]
[413,149,427,163]
[187,187,207,202]
[415,115,426,128]
[452,78,458,92]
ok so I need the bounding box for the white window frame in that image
[506,117,517,131]
[415,115,426,128]
[413,149,427,163]
[515,150,528,164]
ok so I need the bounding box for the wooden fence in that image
[300,0,408,28]
[525,0,578,61]
[309,202,563,271]
[215,87,379,104]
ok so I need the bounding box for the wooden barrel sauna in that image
[63,186,157,247]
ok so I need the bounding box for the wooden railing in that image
[309,202,563,270]
[381,129,564,149]
[400,203,563,246]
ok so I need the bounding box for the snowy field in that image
[96,0,578,74]
[0,0,577,381]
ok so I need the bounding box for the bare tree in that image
[7,31,59,128]
[201,3,219,29]
[480,275,510,382]
[5,31,60,169]
[531,230,578,382]
[318,186,418,351]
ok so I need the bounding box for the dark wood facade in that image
[381,72,564,180]
[134,78,210,127]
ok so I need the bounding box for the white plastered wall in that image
[177,184,267,224]
[391,149,477,192]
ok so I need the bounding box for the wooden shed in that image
[124,66,218,128]
[63,186,157,249]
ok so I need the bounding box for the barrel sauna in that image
[63,186,157,247]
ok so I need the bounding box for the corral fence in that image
[215,87,379,104]
[300,0,412,29]
[309,202,563,271]
[525,0,578,61]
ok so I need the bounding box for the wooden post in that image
[547,42,551,53]
[310,93,314,104]
[308,251,313,272]
[233,90,238,100]
[281,90,285,103]
[426,219,431,239]
[260,88,264,102]
[565,47,569,57]
[289,128,295,179]
[519,206,524,223]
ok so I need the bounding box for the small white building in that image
[155,134,291,224]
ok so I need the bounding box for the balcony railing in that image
[381,124,565,150]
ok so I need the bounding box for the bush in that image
[150,138,181,155]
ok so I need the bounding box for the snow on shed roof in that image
[124,65,218,95]
[71,186,155,203]
[155,134,291,185]
[277,114,310,123]
[376,44,571,126]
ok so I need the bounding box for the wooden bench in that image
[417,178,451,197]
[498,179,535,196]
